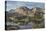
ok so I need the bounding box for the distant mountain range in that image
[6,6,44,17]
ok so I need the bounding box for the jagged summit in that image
[15,6,30,16]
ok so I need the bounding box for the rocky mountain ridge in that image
[7,6,44,17]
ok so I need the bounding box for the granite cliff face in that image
[15,6,29,16]
[15,6,44,17]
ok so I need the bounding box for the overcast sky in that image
[6,1,45,11]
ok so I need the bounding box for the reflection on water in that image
[6,21,32,30]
